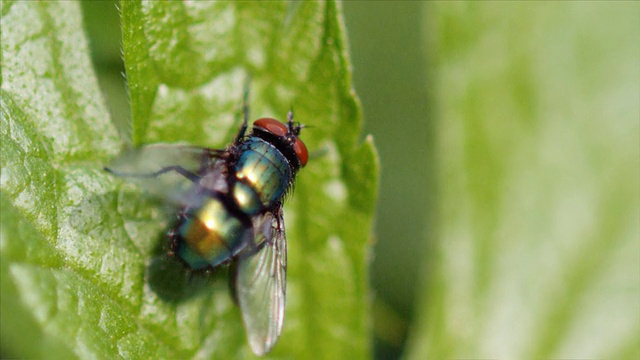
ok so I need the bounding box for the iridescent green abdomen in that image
[232,137,292,215]
[176,198,250,269]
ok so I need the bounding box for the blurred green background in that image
[81,1,639,359]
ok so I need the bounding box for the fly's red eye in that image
[293,138,308,167]
[253,118,288,137]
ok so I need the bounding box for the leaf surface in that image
[1,1,378,358]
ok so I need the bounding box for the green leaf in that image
[1,1,378,358]
[407,2,639,359]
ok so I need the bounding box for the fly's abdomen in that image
[176,198,250,269]
[233,137,292,215]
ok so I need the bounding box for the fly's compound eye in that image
[254,117,307,167]
[293,138,308,167]
[254,118,288,137]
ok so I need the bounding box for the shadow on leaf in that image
[145,233,230,304]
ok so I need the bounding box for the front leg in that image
[233,78,252,145]
[104,165,201,183]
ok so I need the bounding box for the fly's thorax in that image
[176,196,251,269]
[232,137,293,215]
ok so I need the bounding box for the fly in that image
[105,90,307,355]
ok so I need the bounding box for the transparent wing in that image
[235,207,287,356]
[105,143,227,206]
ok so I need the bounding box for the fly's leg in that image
[104,165,201,183]
[167,208,189,259]
[167,227,180,258]
[233,77,251,145]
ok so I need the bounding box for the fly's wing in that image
[235,207,287,356]
[105,143,227,206]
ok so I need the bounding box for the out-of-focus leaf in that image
[407,2,639,359]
